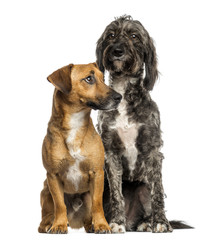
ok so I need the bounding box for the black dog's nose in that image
[112,92,122,102]
[113,48,125,57]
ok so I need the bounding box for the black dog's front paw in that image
[137,222,152,232]
[153,222,173,233]
[110,222,126,233]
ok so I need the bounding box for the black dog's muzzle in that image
[110,43,126,60]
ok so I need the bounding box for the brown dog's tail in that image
[170,220,194,229]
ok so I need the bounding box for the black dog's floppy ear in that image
[143,35,158,91]
[47,64,74,94]
[96,35,105,73]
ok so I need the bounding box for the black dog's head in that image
[96,15,158,90]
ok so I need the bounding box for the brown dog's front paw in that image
[38,224,52,233]
[94,222,111,234]
[84,223,94,233]
[49,224,68,234]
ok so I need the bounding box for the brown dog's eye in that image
[85,76,95,85]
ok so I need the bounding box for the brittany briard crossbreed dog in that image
[96,15,192,233]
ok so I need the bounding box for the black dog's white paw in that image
[153,223,173,233]
[137,222,152,232]
[110,223,126,233]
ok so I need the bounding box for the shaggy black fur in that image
[96,15,192,232]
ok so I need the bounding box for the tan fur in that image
[38,63,112,234]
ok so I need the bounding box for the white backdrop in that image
[0,0,222,239]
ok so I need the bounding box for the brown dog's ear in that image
[92,62,99,69]
[47,64,74,94]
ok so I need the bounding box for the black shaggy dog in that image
[96,15,192,233]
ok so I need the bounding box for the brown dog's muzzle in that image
[86,90,122,111]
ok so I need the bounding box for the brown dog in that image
[38,63,122,234]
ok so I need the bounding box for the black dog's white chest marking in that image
[110,79,142,173]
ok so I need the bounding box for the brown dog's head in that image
[47,63,122,110]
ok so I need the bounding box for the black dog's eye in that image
[131,34,137,39]
[108,33,115,39]
[84,76,95,85]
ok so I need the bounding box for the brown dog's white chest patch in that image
[65,111,85,190]
[66,111,85,160]
[66,161,82,191]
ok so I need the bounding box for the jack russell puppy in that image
[38,63,122,234]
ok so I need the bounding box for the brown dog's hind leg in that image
[83,192,93,233]
[84,216,93,233]
[38,180,54,233]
